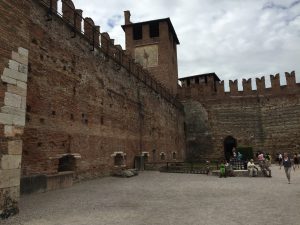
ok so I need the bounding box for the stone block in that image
[0,113,25,126]
[11,51,28,66]
[8,140,22,155]
[7,84,27,97]
[3,68,27,82]
[12,115,25,126]
[18,47,29,57]
[16,81,27,90]
[21,97,26,110]
[0,113,13,125]
[4,92,22,108]
[18,65,28,74]
[4,126,24,137]
[8,60,27,74]
[1,75,17,85]
[0,169,21,189]
[4,125,13,136]
[8,60,19,71]
[0,155,22,170]
[1,106,26,117]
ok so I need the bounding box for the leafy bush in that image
[236,146,253,161]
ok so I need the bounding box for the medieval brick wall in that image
[123,18,179,95]
[179,72,300,159]
[0,0,30,217]
[20,0,185,179]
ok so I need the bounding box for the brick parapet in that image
[178,71,299,101]
[38,0,182,110]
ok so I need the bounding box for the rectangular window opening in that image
[187,79,190,87]
[149,22,159,38]
[133,24,143,40]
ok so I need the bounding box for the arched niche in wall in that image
[224,136,237,161]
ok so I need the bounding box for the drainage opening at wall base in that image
[58,155,76,172]
[111,152,126,167]
[172,152,177,160]
[48,153,81,173]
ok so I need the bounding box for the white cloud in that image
[70,0,300,84]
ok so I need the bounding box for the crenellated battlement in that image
[179,71,300,100]
[37,0,183,109]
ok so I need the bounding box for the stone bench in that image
[20,171,74,194]
[212,170,265,177]
[46,171,74,191]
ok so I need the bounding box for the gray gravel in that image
[2,165,300,225]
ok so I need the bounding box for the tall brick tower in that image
[122,11,180,95]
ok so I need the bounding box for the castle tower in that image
[122,11,180,95]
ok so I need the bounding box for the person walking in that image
[282,152,294,184]
[278,153,283,169]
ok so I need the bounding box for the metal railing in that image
[148,160,221,174]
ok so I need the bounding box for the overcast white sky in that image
[71,0,300,88]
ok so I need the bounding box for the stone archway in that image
[224,136,237,161]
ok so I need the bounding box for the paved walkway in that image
[2,165,300,225]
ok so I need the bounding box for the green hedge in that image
[236,147,253,161]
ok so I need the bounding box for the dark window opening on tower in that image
[149,22,159,38]
[187,79,190,87]
[133,24,143,40]
[195,77,199,84]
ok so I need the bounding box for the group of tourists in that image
[246,152,272,178]
[249,151,298,184]
[220,148,298,184]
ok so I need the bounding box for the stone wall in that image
[0,0,30,217]
[179,72,300,160]
[20,0,185,180]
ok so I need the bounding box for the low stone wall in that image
[46,171,74,191]
[20,174,47,195]
[212,170,265,177]
[20,171,74,194]
[145,163,167,171]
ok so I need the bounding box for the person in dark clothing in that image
[282,152,294,184]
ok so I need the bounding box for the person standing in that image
[282,153,294,184]
[278,153,283,169]
[219,161,226,178]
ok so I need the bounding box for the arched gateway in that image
[224,136,237,161]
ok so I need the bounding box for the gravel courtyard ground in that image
[2,165,300,225]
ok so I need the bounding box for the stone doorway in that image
[224,136,237,161]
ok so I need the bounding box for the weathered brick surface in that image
[123,18,179,95]
[179,73,300,159]
[20,0,185,179]
[0,0,30,216]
